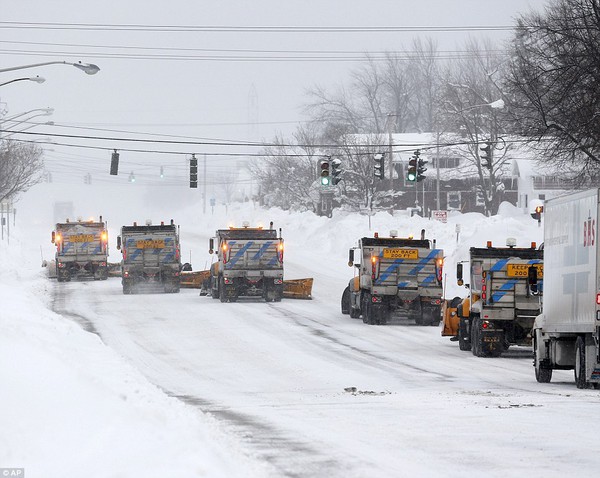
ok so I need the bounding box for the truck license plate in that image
[507,264,543,278]
[136,240,165,249]
[69,234,95,242]
[383,248,418,259]
[483,336,500,343]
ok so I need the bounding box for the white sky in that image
[0,0,548,193]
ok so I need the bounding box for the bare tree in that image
[0,140,44,203]
[505,0,600,183]
[439,38,509,215]
[249,125,322,211]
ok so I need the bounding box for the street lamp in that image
[0,76,46,87]
[435,98,505,211]
[1,108,54,123]
[0,61,100,75]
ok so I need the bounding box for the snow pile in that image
[0,231,268,478]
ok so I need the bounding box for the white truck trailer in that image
[533,189,600,388]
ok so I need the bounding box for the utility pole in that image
[203,154,207,214]
[436,127,441,211]
[387,113,394,189]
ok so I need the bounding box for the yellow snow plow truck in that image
[51,217,109,282]
[445,239,543,357]
[341,229,444,325]
[208,222,285,302]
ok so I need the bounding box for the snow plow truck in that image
[51,217,109,282]
[208,222,284,302]
[446,239,543,357]
[341,229,444,325]
[116,220,182,294]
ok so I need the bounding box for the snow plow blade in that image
[441,298,460,337]
[180,270,211,289]
[283,278,313,300]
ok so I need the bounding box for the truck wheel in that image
[341,286,351,315]
[361,293,373,325]
[219,277,227,303]
[471,318,484,357]
[458,319,472,351]
[575,336,589,389]
[533,336,552,383]
[210,277,219,299]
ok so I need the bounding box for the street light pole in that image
[0,61,100,75]
[0,76,45,87]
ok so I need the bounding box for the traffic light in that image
[407,153,417,182]
[480,142,492,169]
[373,153,385,180]
[190,154,198,188]
[331,158,343,185]
[532,205,544,221]
[160,166,164,179]
[416,150,427,182]
[128,171,136,183]
[320,159,331,186]
[110,149,119,175]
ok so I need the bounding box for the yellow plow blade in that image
[180,270,211,288]
[283,278,313,300]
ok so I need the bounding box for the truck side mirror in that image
[51,231,55,244]
[209,238,214,254]
[456,263,463,286]
[116,236,121,250]
[348,249,354,267]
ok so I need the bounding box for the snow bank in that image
[0,231,269,478]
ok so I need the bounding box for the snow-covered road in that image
[51,278,600,478]
[8,184,600,477]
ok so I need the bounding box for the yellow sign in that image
[136,240,165,249]
[507,263,543,278]
[69,234,95,242]
[383,248,418,259]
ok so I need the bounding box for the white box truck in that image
[533,189,600,388]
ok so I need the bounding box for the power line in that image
[0,21,518,33]
[0,40,508,57]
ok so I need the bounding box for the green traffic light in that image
[321,176,331,186]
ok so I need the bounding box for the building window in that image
[447,191,461,210]
[432,157,460,168]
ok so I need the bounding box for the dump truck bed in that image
[122,226,179,266]
[56,222,106,258]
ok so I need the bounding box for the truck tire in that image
[575,336,588,389]
[458,318,472,352]
[341,287,351,315]
[210,276,219,299]
[219,277,227,303]
[533,336,552,383]
[361,292,373,325]
[122,281,132,294]
[471,318,484,357]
